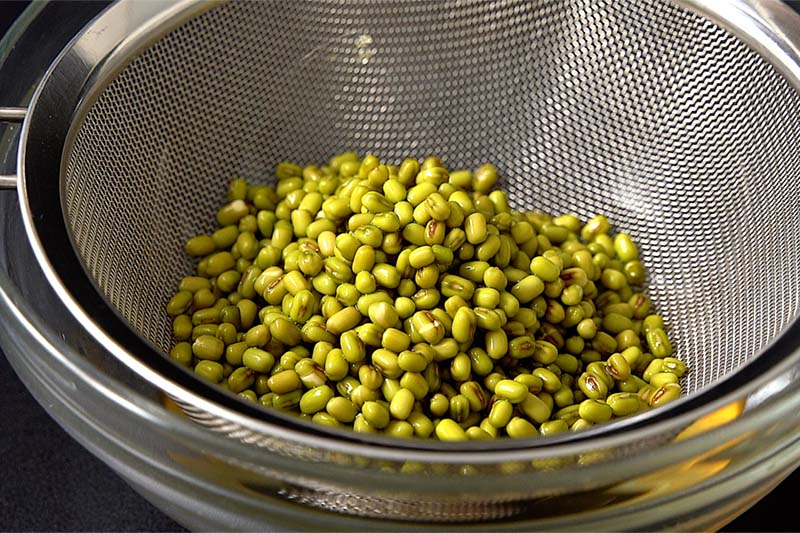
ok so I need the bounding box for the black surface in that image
[0,347,184,532]
[0,1,799,531]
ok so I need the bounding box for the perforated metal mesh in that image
[64,0,800,398]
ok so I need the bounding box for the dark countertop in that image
[0,2,797,531]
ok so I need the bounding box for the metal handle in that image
[0,107,27,189]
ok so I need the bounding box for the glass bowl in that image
[1,2,799,530]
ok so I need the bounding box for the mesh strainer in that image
[2,0,800,521]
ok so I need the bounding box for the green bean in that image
[459,381,488,412]
[450,353,472,381]
[364,301,397,329]
[300,385,335,414]
[511,275,545,303]
[252,374,271,396]
[179,276,212,294]
[218,305,240,329]
[539,419,569,437]
[195,360,224,383]
[354,364,381,391]
[205,281,229,306]
[555,354,580,375]
[171,314,192,341]
[578,373,609,400]
[606,353,631,380]
[476,235,501,262]
[239,348,273,374]
[409,311,445,344]
[592,331,618,355]
[361,191,393,213]
[473,287,500,309]
[661,357,687,377]
[519,393,551,424]
[294,359,325,389]
[169,342,193,367]
[324,349,349,381]
[268,316,301,345]
[463,212,488,245]
[514,373,543,394]
[560,285,583,307]
[650,372,679,388]
[169,157,686,440]
[166,291,193,317]
[530,256,561,282]
[354,323,382,348]
[606,392,640,416]
[615,329,641,350]
[448,395,470,423]
[431,244,453,265]
[382,420,412,438]
[394,350,425,373]
[308,341,329,367]
[553,385,575,408]
[428,393,449,418]
[646,327,673,358]
[486,399,512,428]
[481,329,505,359]
[423,192,449,221]
[614,233,638,262]
[361,401,390,428]
[494,379,528,403]
[369,263,399,289]
[323,396,357,424]
[220,342,248,367]
[227,367,255,393]
[435,419,467,441]
[642,314,664,334]
[309,412,341,428]
[184,234,215,257]
[649,383,681,407]
[192,335,224,360]
[578,399,613,423]
[602,313,632,335]
[600,268,627,291]
[400,371,430,400]
[464,348,490,377]
[506,417,538,438]
[471,164,497,193]
[532,340,558,365]
[267,369,301,394]
[574,318,597,339]
[321,306,359,335]
[473,307,502,332]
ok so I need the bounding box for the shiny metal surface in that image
[0,108,26,120]
[10,0,800,522]
[0,175,15,189]
[682,0,800,92]
[0,106,25,189]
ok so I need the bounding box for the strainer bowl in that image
[2,0,800,528]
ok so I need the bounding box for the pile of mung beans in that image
[166,153,686,441]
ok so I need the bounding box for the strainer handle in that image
[0,107,26,189]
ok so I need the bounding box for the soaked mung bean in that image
[168,154,686,440]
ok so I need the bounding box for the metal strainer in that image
[2,0,800,520]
